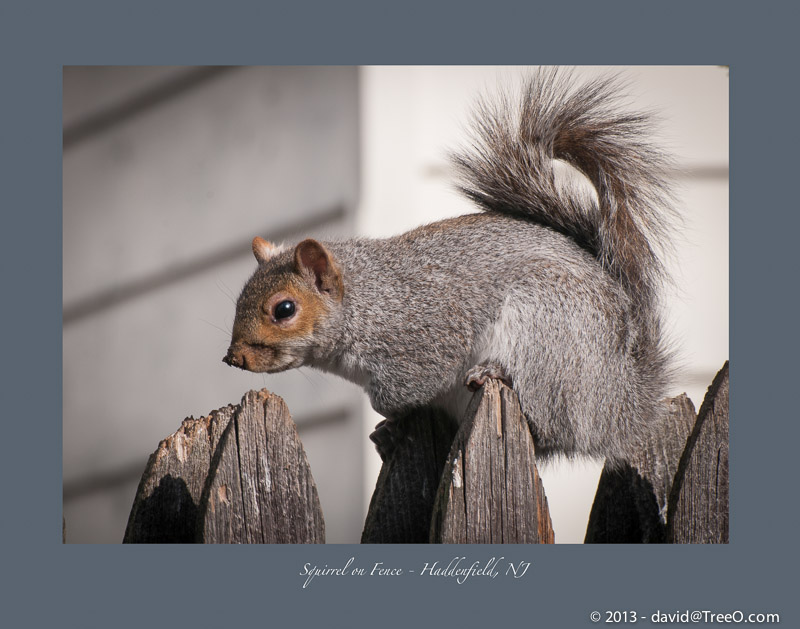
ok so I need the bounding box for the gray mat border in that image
[1,1,794,627]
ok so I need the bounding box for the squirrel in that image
[223,69,677,465]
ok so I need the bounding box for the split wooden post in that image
[124,389,324,543]
[667,362,729,543]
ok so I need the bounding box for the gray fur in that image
[231,70,676,465]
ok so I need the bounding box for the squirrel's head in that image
[223,236,343,373]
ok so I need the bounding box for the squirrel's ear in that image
[294,239,343,298]
[252,236,280,264]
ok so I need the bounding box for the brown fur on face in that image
[223,239,342,373]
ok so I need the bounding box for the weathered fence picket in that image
[586,362,729,543]
[123,389,324,543]
[585,395,697,543]
[667,362,729,543]
[361,406,459,543]
[363,380,554,543]
[429,380,554,543]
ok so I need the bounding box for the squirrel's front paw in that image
[369,418,400,461]
[464,363,512,392]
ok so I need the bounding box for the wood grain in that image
[361,407,459,543]
[124,389,324,543]
[585,394,697,543]
[667,362,729,543]
[431,380,554,544]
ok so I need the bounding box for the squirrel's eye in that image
[274,300,296,320]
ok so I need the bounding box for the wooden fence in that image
[123,362,728,544]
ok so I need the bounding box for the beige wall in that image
[63,66,363,542]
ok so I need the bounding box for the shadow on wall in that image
[62,65,364,543]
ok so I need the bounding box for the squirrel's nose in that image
[222,348,244,368]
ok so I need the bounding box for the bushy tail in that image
[451,69,676,322]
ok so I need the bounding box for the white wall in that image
[356,66,728,543]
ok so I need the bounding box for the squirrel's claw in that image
[465,363,512,392]
[370,418,400,461]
